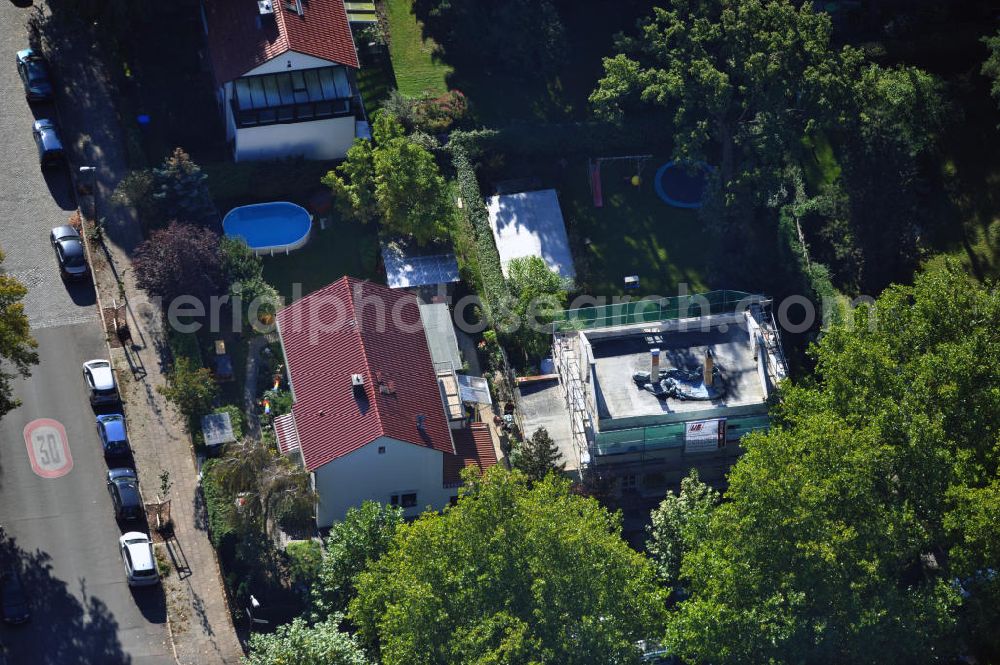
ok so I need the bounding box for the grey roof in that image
[486,189,576,281]
[419,302,463,371]
[382,244,460,289]
[201,412,236,447]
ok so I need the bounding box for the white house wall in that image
[234,115,356,161]
[221,82,236,142]
[245,51,344,76]
[312,436,456,527]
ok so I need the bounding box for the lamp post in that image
[78,165,97,221]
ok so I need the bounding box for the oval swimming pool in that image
[222,202,312,255]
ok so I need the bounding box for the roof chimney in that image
[650,348,660,380]
[703,349,714,387]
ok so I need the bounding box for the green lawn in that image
[562,157,710,297]
[262,215,381,304]
[487,154,710,298]
[384,0,451,97]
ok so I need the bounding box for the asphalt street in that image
[0,4,172,663]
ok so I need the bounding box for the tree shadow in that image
[0,530,132,665]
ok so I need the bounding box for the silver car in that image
[82,359,118,406]
[119,532,159,587]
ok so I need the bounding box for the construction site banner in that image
[684,418,726,454]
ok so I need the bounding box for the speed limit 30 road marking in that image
[23,418,74,479]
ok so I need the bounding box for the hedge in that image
[450,143,511,327]
[777,208,843,325]
[448,116,675,162]
[200,459,237,555]
[202,158,338,211]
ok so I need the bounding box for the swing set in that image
[587,154,653,208]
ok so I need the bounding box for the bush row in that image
[450,144,510,323]
[449,116,675,162]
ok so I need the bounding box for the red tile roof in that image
[276,277,454,471]
[443,424,498,487]
[203,0,359,85]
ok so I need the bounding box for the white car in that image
[119,532,159,587]
[82,359,118,406]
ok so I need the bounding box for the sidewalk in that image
[34,7,244,664]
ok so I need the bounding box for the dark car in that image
[1,566,29,625]
[96,413,131,458]
[50,226,89,280]
[107,468,142,520]
[15,49,52,102]
[32,119,64,168]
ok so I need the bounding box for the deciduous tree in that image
[591,0,860,206]
[0,248,38,420]
[350,468,667,665]
[324,112,454,246]
[506,255,568,363]
[665,262,1000,663]
[312,501,403,617]
[647,470,718,588]
[134,222,225,305]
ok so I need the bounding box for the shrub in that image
[159,357,219,420]
[285,539,323,588]
[167,329,203,368]
[111,169,158,223]
[411,90,469,133]
[213,404,245,441]
[220,236,263,286]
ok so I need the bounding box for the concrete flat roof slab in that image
[517,380,580,471]
[487,189,576,281]
[590,324,764,420]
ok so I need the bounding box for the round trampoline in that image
[654,161,713,208]
[223,202,312,256]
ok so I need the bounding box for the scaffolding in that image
[553,335,592,467]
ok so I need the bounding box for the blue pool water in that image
[222,202,312,251]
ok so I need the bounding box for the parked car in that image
[32,119,64,168]
[1,566,29,625]
[107,468,142,520]
[118,532,159,587]
[82,359,118,405]
[96,414,130,457]
[15,48,52,102]
[49,225,89,280]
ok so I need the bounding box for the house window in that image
[377,446,386,455]
[390,492,418,508]
[621,474,637,491]
[230,66,354,129]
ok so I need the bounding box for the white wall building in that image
[202,0,366,162]
[274,277,497,527]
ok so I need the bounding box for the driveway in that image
[0,5,171,663]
